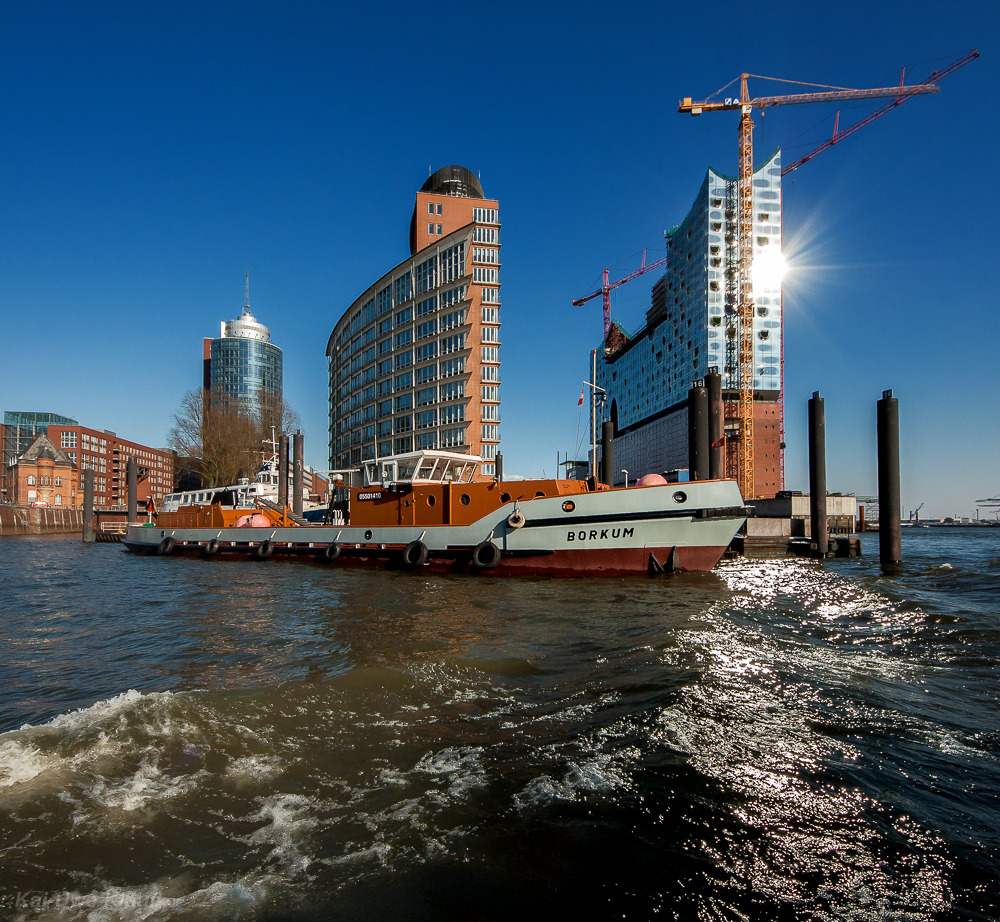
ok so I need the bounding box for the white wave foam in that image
[225,754,283,783]
[0,739,50,788]
[242,793,317,875]
[414,746,487,799]
[25,689,150,733]
[86,757,207,815]
[515,751,632,808]
[0,690,185,796]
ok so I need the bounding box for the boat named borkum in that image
[123,450,747,577]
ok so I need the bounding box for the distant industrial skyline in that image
[0,2,993,518]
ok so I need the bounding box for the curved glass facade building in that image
[327,165,502,477]
[208,299,282,418]
[594,151,783,497]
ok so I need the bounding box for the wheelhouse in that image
[362,450,482,488]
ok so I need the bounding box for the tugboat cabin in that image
[362,450,481,488]
[345,449,600,530]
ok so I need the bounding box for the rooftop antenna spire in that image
[243,270,250,315]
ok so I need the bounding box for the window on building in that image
[393,274,412,305]
[27,475,35,486]
[440,286,466,308]
[442,334,466,355]
[473,247,500,265]
[440,243,465,284]
[441,309,466,332]
[440,427,465,449]
[440,404,464,425]
[436,204,442,215]
[440,356,466,378]
[473,207,500,225]
[415,342,437,363]
[416,256,438,293]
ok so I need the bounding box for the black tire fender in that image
[471,540,501,571]
[157,536,176,556]
[401,539,429,569]
[253,539,275,560]
[322,541,341,561]
[202,537,220,557]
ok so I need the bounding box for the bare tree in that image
[167,389,300,488]
[256,390,301,449]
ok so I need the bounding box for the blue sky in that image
[1,1,995,518]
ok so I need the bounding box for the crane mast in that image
[737,74,755,496]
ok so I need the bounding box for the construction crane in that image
[678,50,977,499]
[976,492,1000,521]
[572,248,669,339]
[782,50,979,175]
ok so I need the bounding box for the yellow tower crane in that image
[678,54,976,499]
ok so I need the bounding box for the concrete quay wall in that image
[0,505,83,536]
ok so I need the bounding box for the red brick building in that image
[7,434,80,507]
[45,425,175,508]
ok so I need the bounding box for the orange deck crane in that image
[678,50,978,499]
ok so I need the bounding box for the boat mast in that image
[591,349,597,479]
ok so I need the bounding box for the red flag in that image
[577,387,584,406]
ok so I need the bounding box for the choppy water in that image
[0,530,997,921]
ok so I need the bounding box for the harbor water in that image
[1,531,998,920]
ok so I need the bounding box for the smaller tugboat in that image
[124,450,747,576]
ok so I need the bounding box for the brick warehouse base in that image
[0,505,84,536]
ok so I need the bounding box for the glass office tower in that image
[209,302,283,419]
